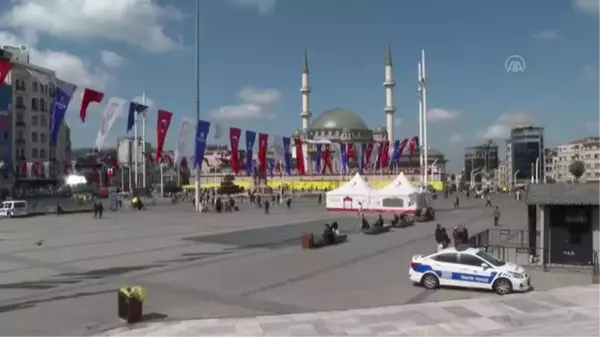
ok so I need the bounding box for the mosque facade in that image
[291,45,447,177]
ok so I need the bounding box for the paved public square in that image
[0,194,592,335]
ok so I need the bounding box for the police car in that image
[409,247,531,295]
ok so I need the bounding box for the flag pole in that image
[421,49,429,188]
[142,92,147,188]
[418,62,424,187]
[134,105,139,188]
[194,0,201,212]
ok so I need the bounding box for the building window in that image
[32,115,38,126]
[40,149,46,158]
[15,79,25,91]
[32,132,38,142]
[16,96,25,108]
[32,148,38,158]
[41,115,47,127]
[32,82,38,92]
[16,130,23,139]
[49,86,54,97]
[40,133,46,143]
[31,98,38,111]
[40,98,46,112]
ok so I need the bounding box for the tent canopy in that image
[326,173,374,197]
[374,172,421,196]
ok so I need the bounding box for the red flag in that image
[380,141,390,168]
[322,145,333,174]
[20,161,26,178]
[258,133,268,174]
[79,88,104,122]
[407,137,417,157]
[229,127,242,174]
[365,142,374,169]
[34,161,42,178]
[63,160,70,175]
[155,109,173,163]
[293,137,306,175]
[346,143,354,160]
[0,59,13,86]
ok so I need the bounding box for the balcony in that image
[16,138,26,145]
[15,104,27,111]
[15,120,26,127]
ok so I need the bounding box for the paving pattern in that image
[0,194,593,335]
[100,285,600,336]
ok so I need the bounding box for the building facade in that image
[1,45,71,183]
[545,137,600,182]
[464,141,498,184]
[510,124,544,183]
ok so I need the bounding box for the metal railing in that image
[468,228,535,248]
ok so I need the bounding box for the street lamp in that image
[513,169,520,188]
[429,158,439,182]
[535,157,540,184]
[470,166,482,188]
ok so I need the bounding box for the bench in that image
[360,226,391,235]
[301,233,347,249]
[391,219,415,228]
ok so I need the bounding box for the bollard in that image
[118,286,146,324]
[300,233,313,249]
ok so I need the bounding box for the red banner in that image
[229,127,242,174]
[155,109,173,164]
[0,59,13,87]
[347,143,354,160]
[63,160,70,176]
[405,137,414,157]
[34,161,42,178]
[294,138,305,175]
[258,133,268,174]
[322,145,333,173]
[380,141,390,168]
[365,142,374,168]
[79,88,104,122]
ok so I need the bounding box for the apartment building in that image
[1,45,71,181]
[547,137,600,182]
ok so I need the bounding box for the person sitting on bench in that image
[331,222,342,236]
[322,224,335,245]
[360,216,371,230]
[391,214,400,226]
[373,214,384,227]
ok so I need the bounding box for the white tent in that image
[326,173,374,212]
[370,172,430,213]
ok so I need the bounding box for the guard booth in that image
[527,184,599,267]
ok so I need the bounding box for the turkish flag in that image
[258,133,268,174]
[79,88,104,122]
[380,141,390,168]
[408,136,419,157]
[155,109,173,164]
[365,142,374,169]
[294,138,305,175]
[229,127,242,174]
[322,145,333,174]
[346,143,354,161]
[0,59,13,86]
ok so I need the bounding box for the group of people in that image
[434,223,470,251]
[318,222,345,246]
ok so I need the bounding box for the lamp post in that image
[513,169,520,188]
[470,166,482,188]
[193,0,201,212]
[429,158,439,183]
[535,157,540,184]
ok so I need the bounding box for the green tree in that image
[569,160,586,182]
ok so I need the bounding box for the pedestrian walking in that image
[493,206,501,227]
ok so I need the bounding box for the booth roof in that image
[527,183,599,206]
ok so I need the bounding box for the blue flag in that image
[193,120,211,169]
[315,144,322,174]
[50,81,76,146]
[338,143,347,174]
[267,159,275,177]
[282,137,292,175]
[252,159,259,175]
[127,102,148,133]
[390,139,401,163]
[245,131,256,175]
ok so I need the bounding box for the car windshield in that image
[476,250,506,267]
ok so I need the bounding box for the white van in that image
[0,200,29,217]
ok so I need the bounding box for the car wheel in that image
[421,273,439,290]
[493,278,513,295]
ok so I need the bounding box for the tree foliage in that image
[218,174,244,194]
[569,160,586,182]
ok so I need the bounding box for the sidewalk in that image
[99,285,599,336]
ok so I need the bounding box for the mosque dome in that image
[308,108,370,131]
[375,125,387,133]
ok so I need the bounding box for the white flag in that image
[43,161,50,178]
[94,97,127,150]
[272,135,285,162]
[174,117,194,167]
[213,123,223,139]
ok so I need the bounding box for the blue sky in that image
[0,0,598,171]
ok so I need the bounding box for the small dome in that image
[309,108,369,131]
[292,129,302,136]
[375,125,387,133]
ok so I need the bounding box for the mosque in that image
[291,44,447,176]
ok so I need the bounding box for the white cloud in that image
[573,0,600,13]
[478,111,533,139]
[449,134,463,143]
[0,0,183,53]
[427,108,462,122]
[532,29,560,41]
[228,0,277,14]
[100,50,124,68]
[212,87,280,121]
[0,31,110,89]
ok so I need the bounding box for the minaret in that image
[383,42,396,143]
[301,50,311,131]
